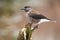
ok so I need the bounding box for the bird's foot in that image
[31,25,38,32]
[34,25,38,29]
[28,23,32,26]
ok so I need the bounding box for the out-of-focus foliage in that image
[0,0,30,17]
[0,0,14,17]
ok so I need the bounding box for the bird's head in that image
[21,6,32,12]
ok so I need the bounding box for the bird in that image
[21,6,56,28]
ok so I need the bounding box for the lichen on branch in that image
[17,23,38,40]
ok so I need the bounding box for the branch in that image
[17,23,38,40]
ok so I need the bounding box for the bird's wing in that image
[29,14,47,19]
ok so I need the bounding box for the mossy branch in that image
[17,23,38,40]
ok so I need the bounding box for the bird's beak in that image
[20,8,25,10]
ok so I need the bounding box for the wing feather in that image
[29,14,47,19]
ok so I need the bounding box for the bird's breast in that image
[26,13,32,23]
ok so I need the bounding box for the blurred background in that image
[0,0,60,40]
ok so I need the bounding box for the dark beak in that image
[20,8,25,10]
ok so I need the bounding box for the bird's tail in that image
[47,19,56,23]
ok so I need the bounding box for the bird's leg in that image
[27,22,32,27]
[34,23,39,28]
[31,24,39,32]
[34,24,39,29]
